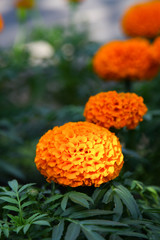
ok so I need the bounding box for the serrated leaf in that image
[81,220,127,227]
[61,195,68,211]
[69,195,89,208]
[3,223,9,238]
[64,222,80,240]
[114,183,140,219]
[45,195,63,204]
[19,183,35,193]
[3,205,19,212]
[69,192,93,203]
[21,201,36,209]
[23,224,31,234]
[8,180,18,192]
[0,196,18,204]
[33,220,50,226]
[16,226,23,234]
[102,188,113,204]
[82,227,105,240]
[52,220,64,240]
[92,188,107,205]
[61,206,84,217]
[27,213,48,223]
[69,209,113,219]
[113,194,123,221]
[118,231,147,238]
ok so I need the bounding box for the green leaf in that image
[21,201,36,209]
[81,220,127,227]
[61,206,84,217]
[113,183,140,219]
[92,188,107,205]
[102,188,113,204]
[19,183,35,193]
[61,195,68,211]
[27,213,48,223]
[33,220,50,226]
[8,180,18,192]
[113,194,123,221]
[0,196,18,204]
[3,223,9,238]
[64,222,80,240]
[69,192,93,203]
[69,209,113,219]
[69,195,89,208]
[23,224,31,234]
[16,226,23,234]
[118,231,147,238]
[3,205,19,212]
[45,195,63,204]
[82,227,105,240]
[52,220,64,240]
[20,194,28,202]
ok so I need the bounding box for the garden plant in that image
[0,0,160,239]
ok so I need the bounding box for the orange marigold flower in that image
[151,36,160,64]
[122,1,160,38]
[84,91,148,130]
[0,15,4,32]
[15,0,35,9]
[93,38,159,81]
[35,122,124,187]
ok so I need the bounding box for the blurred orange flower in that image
[15,0,35,9]
[152,37,160,64]
[93,38,159,81]
[84,91,148,130]
[0,15,4,32]
[122,1,160,38]
[35,122,124,187]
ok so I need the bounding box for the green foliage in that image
[0,179,160,239]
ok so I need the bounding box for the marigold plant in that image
[35,122,124,187]
[84,91,148,130]
[93,38,159,81]
[0,15,4,32]
[122,1,160,38]
[15,0,35,9]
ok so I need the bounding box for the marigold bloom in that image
[122,1,160,38]
[35,122,124,187]
[84,91,148,130]
[152,37,160,64]
[15,0,35,9]
[0,15,4,32]
[93,38,159,81]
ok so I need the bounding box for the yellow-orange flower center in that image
[84,91,148,130]
[35,122,124,187]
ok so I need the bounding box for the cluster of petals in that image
[151,37,160,65]
[84,91,148,130]
[0,15,4,32]
[122,1,160,38]
[35,122,124,187]
[15,0,35,9]
[93,38,159,81]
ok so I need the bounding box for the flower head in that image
[84,91,148,130]
[151,37,160,64]
[122,1,160,38]
[0,15,4,32]
[15,0,35,9]
[93,38,159,81]
[35,122,124,187]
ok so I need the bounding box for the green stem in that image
[16,192,23,224]
[125,79,132,92]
